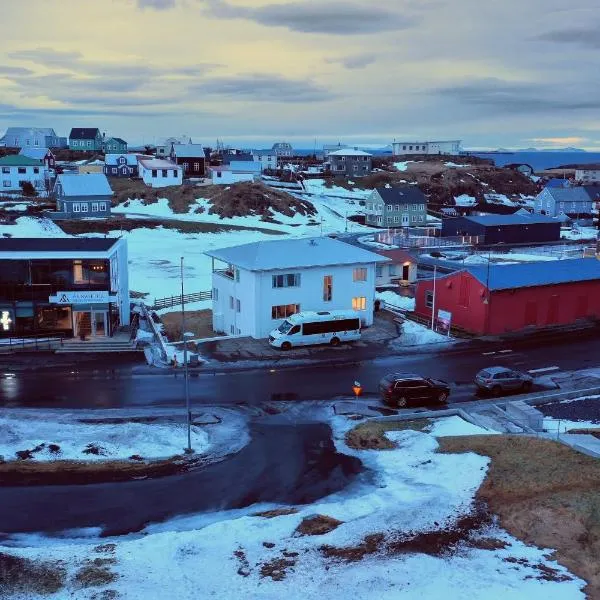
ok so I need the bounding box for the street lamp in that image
[430,264,437,331]
[180,257,193,454]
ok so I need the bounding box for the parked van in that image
[269,310,362,350]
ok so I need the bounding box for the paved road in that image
[2,336,598,409]
[0,421,362,537]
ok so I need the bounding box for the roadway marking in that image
[528,366,560,375]
[482,351,496,356]
[498,349,513,354]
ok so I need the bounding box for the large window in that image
[353,268,367,282]
[323,275,332,301]
[303,318,360,335]
[352,297,367,311]
[272,273,301,288]
[272,304,300,319]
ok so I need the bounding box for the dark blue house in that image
[104,154,139,177]
[50,174,113,219]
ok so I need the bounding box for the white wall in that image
[212,262,378,339]
[210,170,254,185]
[139,164,182,188]
[0,164,48,191]
[376,262,416,287]
[110,239,130,326]
[575,169,600,182]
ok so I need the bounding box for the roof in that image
[327,148,373,157]
[55,173,113,197]
[463,258,600,291]
[375,249,415,264]
[1,127,56,139]
[252,149,277,157]
[0,155,43,166]
[374,185,427,205]
[0,238,119,253]
[172,144,205,158]
[205,237,390,271]
[105,137,127,145]
[460,214,560,227]
[582,186,600,201]
[105,153,139,166]
[543,187,592,203]
[69,128,100,140]
[18,147,51,160]
[545,178,570,188]
[223,153,254,163]
[138,158,182,170]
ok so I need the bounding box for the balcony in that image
[214,269,235,280]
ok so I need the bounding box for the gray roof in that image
[1,127,56,139]
[328,148,372,157]
[105,153,139,166]
[375,186,427,205]
[543,187,592,203]
[0,238,119,252]
[172,144,205,158]
[69,128,100,140]
[582,186,600,201]
[55,173,113,197]
[252,149,277,157]
[463,214,560,227]
[19,147,51,160]
[206,236,390,271]
[464,258,600,291]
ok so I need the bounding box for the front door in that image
[401,214,410,226]
[402,264,410,281]
[92,311,107,336]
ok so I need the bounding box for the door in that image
[401,214,410,226]
[92,311,107,336]
[402,264,410,282]
[504,371,522,390]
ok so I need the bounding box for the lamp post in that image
[430,264,437,331]
[180,257,193,454]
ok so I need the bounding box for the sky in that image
[0,0,599,150]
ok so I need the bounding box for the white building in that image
[138,158,183,188]
[575,168,600,183]
[0,155,49,193]
[206,237,389,339]
[251,149,278,171]
[392,140,462,155]
[208,165,255,185]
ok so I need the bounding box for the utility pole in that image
[180,256,192,454]
[430,265,437,331]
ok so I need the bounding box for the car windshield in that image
[479,371,491,378]
[278,320,293,334]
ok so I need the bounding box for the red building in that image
[414,258,600,336]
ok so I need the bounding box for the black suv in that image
[379,373,450,408]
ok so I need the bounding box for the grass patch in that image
[295,515,343,536]
[160,309,218,342]
[73,563,118,588]
[56,216,285,236]
[566,428,600,439]
[345,419,432,450]
[0,454,201,486]
[253,507,299,518]
[438,435,600,597]
[0,552,66,596]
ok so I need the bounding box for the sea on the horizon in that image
[467,151,600,171]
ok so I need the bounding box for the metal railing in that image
[151,290,212,311]
[0,333,65,352]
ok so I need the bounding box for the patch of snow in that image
[395,319,453,346]
[484,193,517,207]
[561,226,598,241]
[445,162,471,168]
[454,194,477,207]
[428,416,498,437]
[376,290,415,311]
[394,161,411,172]
[543,418,600,433]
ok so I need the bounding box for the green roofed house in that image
[0,154,50,193]
[69,128,103,151]
[103,137,127,153]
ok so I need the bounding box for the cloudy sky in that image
[1,0,599,149]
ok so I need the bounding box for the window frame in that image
[352,296,367,311]
[353,268,367,282]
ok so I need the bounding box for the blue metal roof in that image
[464,258,600,291]
[546,178,570,188]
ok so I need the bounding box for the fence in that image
[0,333,64,353]
[152,290,212,311]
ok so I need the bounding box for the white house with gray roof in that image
[205,236,389,338]
[51,173,113,219]
[535,186,594,217]
[366,185,428,227]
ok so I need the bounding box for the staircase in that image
[76,312,92,338]
[56,330,142,354]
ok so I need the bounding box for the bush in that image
[19,181,37,197]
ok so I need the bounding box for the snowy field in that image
[375,290,415,311]
[302,178,373,200]
[0,412,584,599]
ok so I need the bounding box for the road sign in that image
[352,381,362,397]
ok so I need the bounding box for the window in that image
[394,205,400,211]
[376,265,383,277]
[271,304,300,319]
[173,170,178,177]
[162,170,168,178]
[34,139,39,147]
[1,167,9,174]
[33,167,39,174]
[26,139,30,146]
[92,203,99,212]
[87,140,91,147]
[112,168,118,174]
[352,297,367,311]
[411,215,417,222]
[194,162,200,171]
[389,264,397,276]
[183,163,189,172]
[236,299,241,312]
[99,203,107,211]
[217,171,222,178]
[212,287,219,301]
[323,275,333,301]
[230,325,235,334]
[152,169,157,178]
[353,268,367,282]
[229,296,234,309]
[3,181,10,187]
[403,145,406,150]
[425,291,434,308]
[272,273,301,288]
[418,215,424,222]
[386,205,392,211]
[387,217,393,224]
[18,167,26,174]
[73,203,80,212]
[394,216,400,223]
[235,268,240,282]
[80,203,88,212]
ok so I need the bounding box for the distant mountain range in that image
[491,147,587,153]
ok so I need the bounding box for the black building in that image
[441,214,561,245]
[0,238,129,339]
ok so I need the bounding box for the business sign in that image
[1,309,14,332]
[48,291,113,304]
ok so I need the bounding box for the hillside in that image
[320,156,539,207]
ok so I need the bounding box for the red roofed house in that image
[374,249,417,287]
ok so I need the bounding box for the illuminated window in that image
[352,297,367,311]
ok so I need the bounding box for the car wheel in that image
[330,337,340,347]
[281,341,292,351]
[491,386,502,397]
[522,381,532,392]
[397,396,408,408]
[438,392,448,403]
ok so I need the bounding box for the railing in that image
[0,333,65,352]
[151,290,212,311]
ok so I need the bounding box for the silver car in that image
[475,366,533,396]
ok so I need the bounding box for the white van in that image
[269,310,362,350]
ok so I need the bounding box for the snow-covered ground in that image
[375,290,415,311]
[543,418,600,434]
[396,319,453,346]
[0,412,583,599]
[561,226,598,241]
[454,194,477,207]
[302,178,373,200]
[394,161,412,171]
[445,162,471,168]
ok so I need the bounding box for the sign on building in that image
[48,291,113,304]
